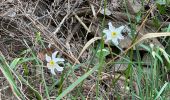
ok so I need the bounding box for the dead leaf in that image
[37,52,45,61]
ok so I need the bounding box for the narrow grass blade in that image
[56,65,99,99]
[10,58,21,69]
[0,53,24,99]
[19,76,43,100]
[154,82,168,100]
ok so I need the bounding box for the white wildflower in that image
[103,22,124,46]
[45,51,65,75]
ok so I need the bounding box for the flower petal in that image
[55,65,63,72]
[106,31,112,37]
[103,29,110,34]
[106,36,112,42]
[53,58,65,62]
[108,22,115,31]
[115,26,124,34]
[118,34,124,40]
[117,26,125,31]
[52,51,58,60]
[103,29,112,38]
[112,39,119,45]
[47,63,55,68]
[45,54,51,62]
[50,68,56,75]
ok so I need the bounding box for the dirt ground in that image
[0,0,170,99]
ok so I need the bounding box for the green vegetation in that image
[0,0,170,99]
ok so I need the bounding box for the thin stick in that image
[73,12,91,33]
[52,13,69,35]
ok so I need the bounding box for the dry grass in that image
[0,0,170,99]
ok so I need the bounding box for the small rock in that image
[100,8,112,16]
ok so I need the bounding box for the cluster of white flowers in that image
[103,22,125,46]
[45,51,65,75]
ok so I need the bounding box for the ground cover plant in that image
[0,0,170,99]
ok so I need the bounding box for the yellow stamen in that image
[49,60,55,66]
[111,32,117,37]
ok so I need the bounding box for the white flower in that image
[103,22,124,45]
[45,51,65,75]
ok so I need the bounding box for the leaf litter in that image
[0,0,170,99]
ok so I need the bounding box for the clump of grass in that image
[0,0,170,99]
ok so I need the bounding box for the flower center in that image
[49,60,55,66]
[111,32,117,37]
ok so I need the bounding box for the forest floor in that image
[0,0,170,99]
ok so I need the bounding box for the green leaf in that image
[136,11,142,23]
[56,64,99,99]
[10,58,21,70]
[155,52,163,63]
[156,0,166,5]
[167,24,170,32]
[139,44,151,51]
[0,54,24,99]
[159,48,170,63]
[19,76,43,100]
[152,16,161,28]
[18,57,36,64]
[157,3,166,14]
[154,82,168,100]
[96,48,110,58]
[23,63,29,75]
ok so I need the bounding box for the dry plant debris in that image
[0,0,170,99]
